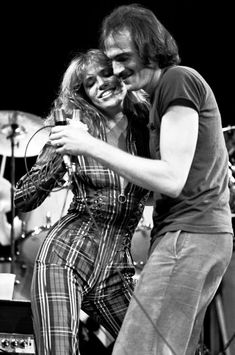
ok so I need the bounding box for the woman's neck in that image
[106,113,128,151]
[106,111,127,132]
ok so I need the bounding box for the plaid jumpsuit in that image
[14,120,150,354]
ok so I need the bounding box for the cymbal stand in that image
[9,130,16,274]
[1,111,24,274]
[8,122,17,274]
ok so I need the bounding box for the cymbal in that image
[0,110,50,157]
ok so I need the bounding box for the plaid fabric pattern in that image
[14,122,150,355]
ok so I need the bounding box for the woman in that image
[14,49,150,354]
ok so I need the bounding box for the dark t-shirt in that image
[149,65,233,240]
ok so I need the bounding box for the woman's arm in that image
[14,142,67,212]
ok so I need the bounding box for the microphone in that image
[53,109,74,176]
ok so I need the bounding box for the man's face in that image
[104,28,153,92]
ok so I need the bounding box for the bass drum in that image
[15,187,73,300]
[19,187,73,233]
[18,226,49,268]
[15,227,49,300]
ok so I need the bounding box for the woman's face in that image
[82,61,127,113]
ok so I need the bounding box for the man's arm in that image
[50,106,198,197]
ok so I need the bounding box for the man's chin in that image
[125,82,135,91]
[124,80,139,91]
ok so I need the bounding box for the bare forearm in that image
[49,121,193,198]
[86,138,180,197]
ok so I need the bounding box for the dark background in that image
[0,0,233,181]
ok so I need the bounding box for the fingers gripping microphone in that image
[53,109,74,176]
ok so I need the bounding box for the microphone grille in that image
[54,109,66,125]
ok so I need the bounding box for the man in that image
[50,4,233,354]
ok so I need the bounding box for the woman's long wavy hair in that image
[45,49,149,137]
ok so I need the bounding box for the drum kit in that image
[0,111,235,299]
[0,110,72,300]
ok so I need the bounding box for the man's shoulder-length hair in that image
[99,3,181,68]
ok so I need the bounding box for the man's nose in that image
[112,61,125,77]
